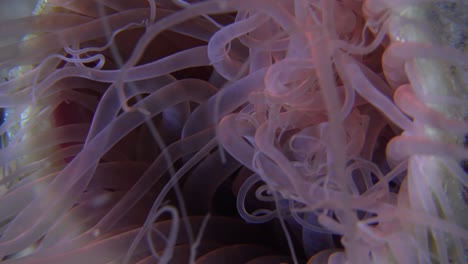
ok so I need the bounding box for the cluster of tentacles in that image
[0,0,467,263]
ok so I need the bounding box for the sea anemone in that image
[0,0,466,263]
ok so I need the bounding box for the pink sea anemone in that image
[0,0,467,263]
